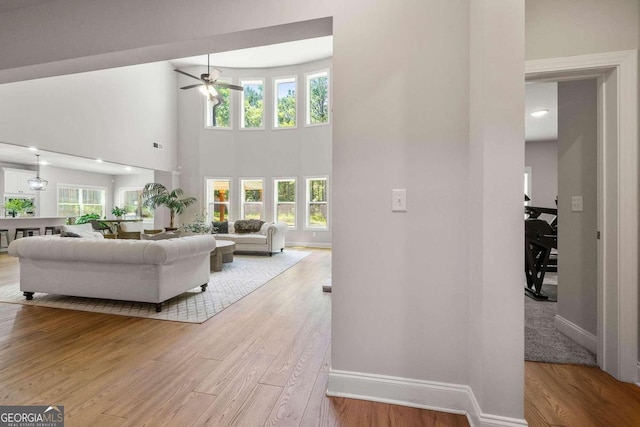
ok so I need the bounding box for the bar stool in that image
[44,226,60,235]
[0,229,9,248]
[15,227,41,239]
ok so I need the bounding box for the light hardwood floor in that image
[0,250,468,427]
[1,250,639,426]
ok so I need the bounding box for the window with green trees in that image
[274,178,296,227]
[306,70,329,126]
[206,79,231,128]
[206,178,231,222]
[58,186,106,218]
[274,77,296,128]
[241,179,264,220]
[306,177,328,229]
[120,188,153,220]
[240,79,264,129]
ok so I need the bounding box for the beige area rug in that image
[0,251,310,324]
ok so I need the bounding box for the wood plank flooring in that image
[2,251,640,426]
[0,250,469,426]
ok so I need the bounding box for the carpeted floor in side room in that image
[525,272,597,366]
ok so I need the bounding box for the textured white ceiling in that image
[170,36,333,69]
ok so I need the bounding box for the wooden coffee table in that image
[210,240,236,272]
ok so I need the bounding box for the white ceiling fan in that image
[175,54,243,106]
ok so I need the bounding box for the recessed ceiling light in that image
[28,146,38,151]
[530,109,549,118]
[125,166,132,171]
[40,161,48,166]
[96,159,103,163]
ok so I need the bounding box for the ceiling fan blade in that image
[174,69,203,81]
[215,82,244,91]
[180,84,204,90]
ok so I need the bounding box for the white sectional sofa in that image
[214,221,288,256]
[8,234,216,312]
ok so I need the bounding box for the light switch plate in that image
[392,189,407,212]
[571,196,584,212]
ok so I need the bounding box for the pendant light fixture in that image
[27,154,48,191]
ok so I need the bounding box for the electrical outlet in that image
[571,196,583,212]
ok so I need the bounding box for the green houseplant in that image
[111,206,126,219]
[141,183,197,229]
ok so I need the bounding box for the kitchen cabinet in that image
[3,169,36,196]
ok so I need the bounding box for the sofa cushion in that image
[120,221,145,232]
[232,234,267,245]
[212,221,228,234]
[61,223,94,234]
[140,231,181,240]
[234,219,264,234]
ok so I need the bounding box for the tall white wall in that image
[0,62,178,172]
[0,0,527,421]
[557,79,598,336]
[525,140,558,208]
[526,0,639,60]
[177,59,332,247]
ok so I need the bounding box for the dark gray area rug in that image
[525,276,597,366]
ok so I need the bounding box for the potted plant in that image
[180,211,213,235]
[141,183,197,229]
[111,206,126,219]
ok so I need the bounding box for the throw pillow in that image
[61,231,82,238]
[140,231,180,240]
[212,221,228,234]
[233,219,265,234]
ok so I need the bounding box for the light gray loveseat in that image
[214,221,288,256]
[8,234,216,312]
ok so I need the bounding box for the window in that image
[274,178,296,227]
[306,70,330,126]
[58,185,106,218]
[240,79,264,129]
[205,78,232,129]
[206,178,231,222]
[119,188,153,220]
[241,179,264,220]
[274,77,296,129]
[306,177,328,229]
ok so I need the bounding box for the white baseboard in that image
[286,241,331,249]
[327,369,527,427]
[554,315,597,354]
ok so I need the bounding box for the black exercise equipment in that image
[524,206,558,301]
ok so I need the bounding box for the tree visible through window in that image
[241,80,264,128]
[306,71,329,125]
[206,179,230,222]
[241,179,264,219]
[306,177,328,229]
[58,186,106,218]
[274,77,296,128]
[207,81,231,128]
[275,178,296,226]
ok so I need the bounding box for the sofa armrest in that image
[265,222,288,252]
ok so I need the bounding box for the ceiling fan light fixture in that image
[27,154,48,191]
[199,84,218,98]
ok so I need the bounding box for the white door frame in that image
[526,50,638,383]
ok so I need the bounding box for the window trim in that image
[57,183,108,218]
[239,78,266,130]
[273,76,298,130]
[273,177,297,229]
[240,177,265,220]
[305,69,331,127]
[205,177,233,222]
[204,77,233,130]
[118,186,154,223]
[304,175,329,231]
